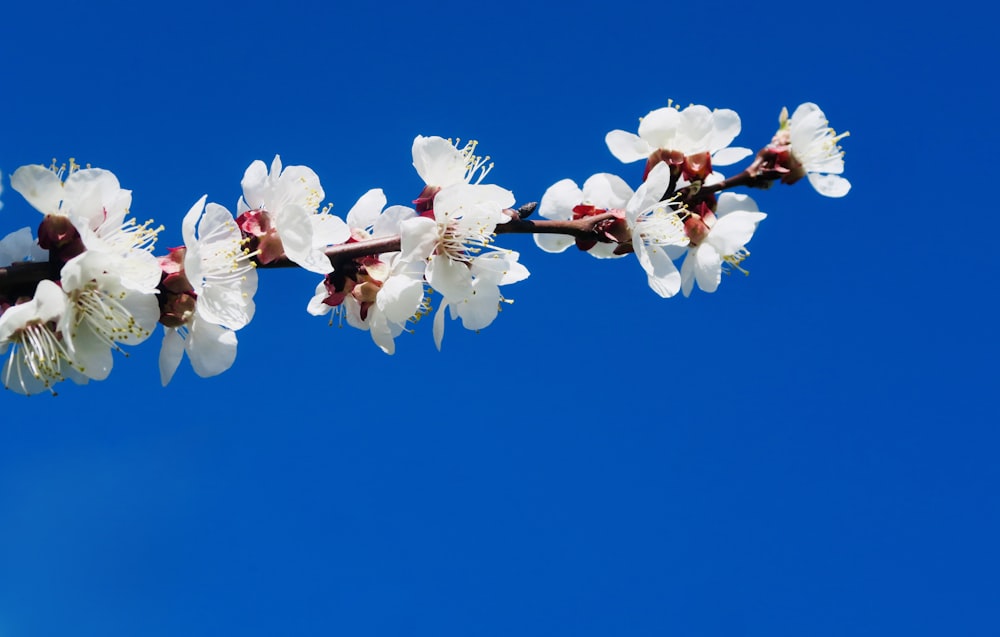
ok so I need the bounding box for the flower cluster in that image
[1,162,161,394]
[0,101,849,395]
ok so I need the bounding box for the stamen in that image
[722,248,751,276]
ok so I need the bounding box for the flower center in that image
[636,202,690,248]
[70,283,153,348]
[3,320,75,395]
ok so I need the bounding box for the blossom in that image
[430,249,528,350]
[411,135,498,216]
[237,155,349,274]
[412,135,493,193]
[59,250,161,381]
[0,280,87,395]
[771,103,851,197]
[534,173,633,258]
[623,163,689,298]
[10,162,158,266]
[307,189,426,355]
[158,196,258,385]
[679,192,767,296]
[400,180,528,349]
[605,103,752,178]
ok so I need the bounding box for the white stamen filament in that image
[635,202,690,248]
[3,321,74,394]
[71,284,150,348]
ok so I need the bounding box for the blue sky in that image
[1,1,997,635]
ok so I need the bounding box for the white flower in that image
[10,162,130,230]
[0,280,87,395]
[624,163,689,298]
[159,197,258,385]
[606,103,752,167]
[237,155,349,274]
[534,173,633,258]
[412,135,494,188]
[311,253,427,355]
[679,192,767,296]
[59,250,161,381]
[308,189,426,355]
[400,182,528,349]
[430,249,528,351]
[10,163,163,293]
[406,183,515,298]
[10,163,159,254]
[777,103,851,197]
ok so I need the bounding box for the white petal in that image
[433,302,448,351]
[677,105,713,152]
[633,238,680,298]
[627,163,671,220]
[181,195,208,248]
[537,179,582,221]
[708,108,742,151]
[605,130,651,164]
[426,255,472,302]
[346,188,387,231]
[187,319,238,378]
[10,165,65,216]
[276,204,332,274]
[197,285,255,331]
[399,217,439,262]
[201,202,239,241]
[70,322,114,381]
[471,251,529,285]
[454,280,501,331]
[240,160,269,209]
[808,173,852,198]
[581,173,633,209]
[533,233,574,254]
[278,165,324,209]
[715,192,759,217]
[587,242,627,259]
[63,169,122,226]
[412,135,467,186]
[693,244,723,293]
[435,183,515,215]
[307,280,333,316]
[637,107,681,150]
[680,251,695,297]
[708,211,766,255]
[372,205,417,238]
[311,214,351,248]
[367,310,397,355]
[378,275,425,325]
[711,146,753,166]
[158,328,185,386]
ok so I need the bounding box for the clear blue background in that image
[1,1,997,635]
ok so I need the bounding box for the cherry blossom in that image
[307,189,426,355]
[605,103,752,180]
[770,103,851,197]
[158,196,258,385]
[236,155,349,274]
[534,173,633,258]
[59,250,160,381]
[679,193,767,296]
[0,280,86,395]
